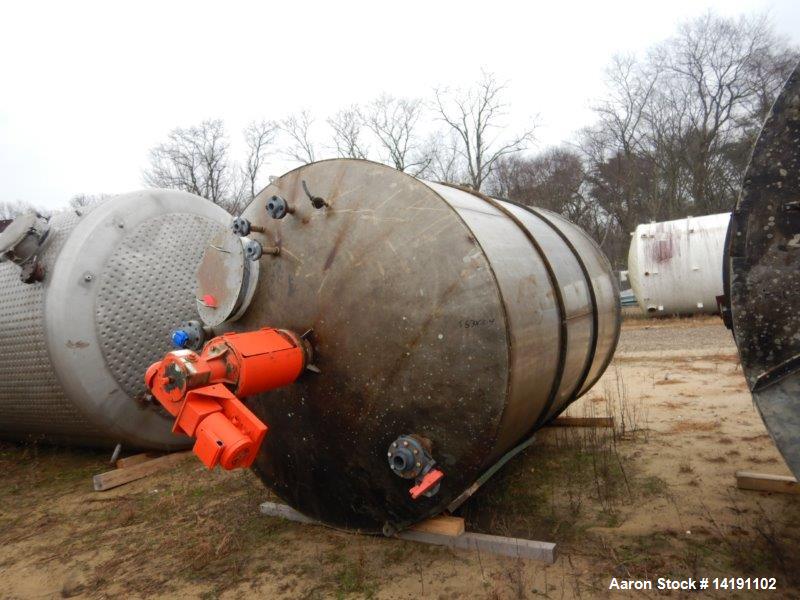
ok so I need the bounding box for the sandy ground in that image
[2,316,799,599]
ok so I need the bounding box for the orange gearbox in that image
[145,328,310,470]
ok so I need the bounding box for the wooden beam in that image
[259,501,556,563]
[398,530,556,563]
[736,470,800,495]
[115,452,162,469]
[93,451,193,491]
[408,515,464,537]
[548,416,614,428]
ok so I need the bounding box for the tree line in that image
[141,68,536,216]
[4,11,796,268]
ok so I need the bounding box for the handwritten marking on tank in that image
[458,318,497,329]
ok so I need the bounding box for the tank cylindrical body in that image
[0,190,228,449]
[196,159,621,533]
[628,213,730,316]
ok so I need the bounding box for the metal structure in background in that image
[724,63,800,479]
[0,190,228,449]
[628,212,730,316]
[186,159,621,533]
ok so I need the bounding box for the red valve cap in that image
[409,468,444,500]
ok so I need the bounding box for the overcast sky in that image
[1,0,798,210]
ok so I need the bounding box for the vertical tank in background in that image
[628,213,730,316]
[724,63,800,479]
[191,159,621,533]
[0,190,229,449]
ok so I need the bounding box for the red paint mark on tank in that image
[651,238,674,263]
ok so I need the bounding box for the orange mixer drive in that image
[144,328,310,470]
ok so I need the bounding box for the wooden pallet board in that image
[548,416,614,428]
[259,501,556,563]
[93,451,193,491]
[399,529,556,562]
[549,416,614,428]
[736,470,800,495]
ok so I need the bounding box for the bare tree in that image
[328,106,368,159]
[575,11,797,267]
[0,200,44,220]
[593,55,658,158]
[365,95,431,174]
[279,110,317,164]
[653,11,797,212]
[417,131,464,184]
[243,120,278,199]
[144,119,233,207]
[434,71,535,191]
[69,193,111,210]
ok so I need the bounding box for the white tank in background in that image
[627,212,730,316]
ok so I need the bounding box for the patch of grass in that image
[334,561,376,599]
[639,476,668,497]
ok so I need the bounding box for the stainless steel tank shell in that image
[628,213,730,316]
[725,63,800,480]
[199,159,620,532]
[0,190,229,448]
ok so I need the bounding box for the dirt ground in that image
[2,315,800,599]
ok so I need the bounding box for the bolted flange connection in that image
[387,434,444,500]
[244,239,280,261]
[244,239,263,261]
[266,195,294,219]
[231,217,264,236]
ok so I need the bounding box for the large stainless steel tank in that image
[0,190,228,449]
[724,63,800,479]
[196,159,620,533]
[628,213,730,316]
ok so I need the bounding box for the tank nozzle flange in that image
[387,434,444,500]
[232,217,265,236]
[170,320,210,351]
[244,239,262,261]
[266,195,294,219]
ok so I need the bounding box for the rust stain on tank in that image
[323,225,348,271]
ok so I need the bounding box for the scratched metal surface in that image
[726,63,800,478]
[224,159,619,532]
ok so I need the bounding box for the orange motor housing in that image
[145,328,309,470]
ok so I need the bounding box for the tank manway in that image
[148,159,621,533]
[723,62,800,480]
[0,190,229,449]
